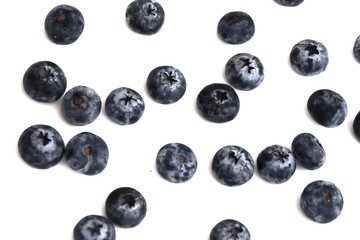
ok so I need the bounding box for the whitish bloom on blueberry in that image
[73,214,116,240]
[210,219,251,240]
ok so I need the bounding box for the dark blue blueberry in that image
[65,132,109,176]
[23,61,67,102]
[217,11,255,45]
[291,132,326,170]
[274,0,304,6]
[353,35,360,63]
[300,180,344,223]
[146,65,186,104]
[44,4,84,45]
[256,144,296,184]
[290,39,329,76]
[225,53,264,91]
[210,219,251,240]
[61,85,101,126]
[18,124,65,169]
[105,187,147,228]
[105,87,145,125]
[212,145,254,186]
[73,214,116,240]
[197,83,240,123]
[126,0,165,35]
[156,143,197,183]
[352,110,360,141]
[307,89,348,128]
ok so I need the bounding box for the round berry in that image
[73,214,116,240]
[274,0,304,7]
[210,219,251,240]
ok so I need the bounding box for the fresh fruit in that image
[352,110,360,141]
[300,180,344,223]
[156,142,197,183]
[225,53,264,91]
[23,61,67,102]
[307,89,348,128]
[256,144,296,184]
[197,83,240,123]
[212,145,254,186]
[73,214,116,240]
[210,219,251,240]
[105,187,147,228]
[44,4,85,45]
[146,65,186,104]
[274,0,304,7]
[217,11,255,44]
[353,35,360,63]
[18,124,65,169]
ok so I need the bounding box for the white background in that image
[1,0,359,239]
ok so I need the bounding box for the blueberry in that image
[353,35,360,63]
[105,87,145,125]
[289,39,329,76]
[65,132,109,176]
[146,65,186,104]
[126,0,165,35]
[44,4,84,45]
[307,89,348,128]
[352,110,360,141]
[210,219,251,240]
[73,214,116,240]
[291,132,326,170]
[156,143,197,183]
[274,0,304,7]
[225,53,264,91]
[105,187,147,228]
[217,11,255,45]
[212,145,254,186]
[23,61,67,102]
[197,83,240,123]
[300,180,344,223]
[256,144,296,184]
[18,124,65,169]
[61,85,101,126]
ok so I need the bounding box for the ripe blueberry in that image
[210,219,251,240]
[353,35,360,63]
[352,110,360,141]
[73,214,116,240]
[274,0,304,6]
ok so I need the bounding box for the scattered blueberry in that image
[289,39,329,76]
[291,132,326,170]
[73,214,116,240]
[23,61,67,102]
[217,11,255,44]
[225,53,264,91]
[196,83,240,123]
[44,4,84,45]
[105,87,145,125]
[105,187,147,228]
[256,144,296,184]
[274,0,304,7]
[300,180,344,223]
[65,132,109,176]
[146,65,186,104]
[61,85,101,126]
[210,219,251,240]
[156,142,197,183]
[353,35,360,63]
[126,0,165,35]
[18,124,65,169]
[307,89,348,128]
[212,145,254,186]
[352,110,360,141]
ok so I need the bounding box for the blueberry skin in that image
[146,65,186,104]
[307,89,348,128]
[156,143,197,183]
[212,145,254,186]
[44,4,84,45]
[352,110,360,141]
[225,53,264,91]
[217,11,255,45]
[290,39,329,76]
[61,86,101,126]
[256,145,296,184]
[126,0,165,35]
[274,0,304,6]
[210,219,251,240]
[18,124,65,169]
[300,180,344,223]
[197,83,240,123]
[291,132,326,170]
[23,61,67,102]
[105,87,145,125]
[65,132,109,176]
[105,187,147,228]
[73,214,116,240]
[353,35,360,63]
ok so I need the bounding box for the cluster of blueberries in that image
[17,0,356,239]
